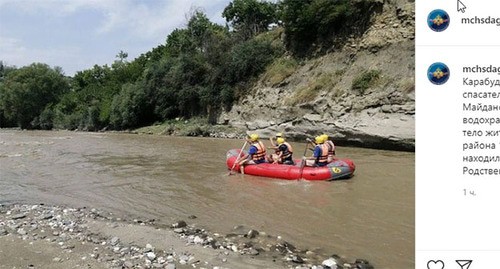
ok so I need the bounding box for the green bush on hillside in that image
[351,70,381,94]
[262,57,299,86]
[281,0,381,56]
[286,71,343,105]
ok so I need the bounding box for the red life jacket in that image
[252,141,267,161]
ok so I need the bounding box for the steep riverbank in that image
[1,204,375,269]
[217,0,415,151]
[129,0,415,152]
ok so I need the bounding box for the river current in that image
[0,130,414,268]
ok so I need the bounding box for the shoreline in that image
[0,125,414,152]
[130,122,414,152]
[0,203,375,269]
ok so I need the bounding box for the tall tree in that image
[116,50,128,63]
[0,63,69,129]
[281,0,379,55]
[223,0,277,39]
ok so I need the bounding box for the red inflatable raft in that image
[226,149,355,181]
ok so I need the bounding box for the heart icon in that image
[427,260,445,269]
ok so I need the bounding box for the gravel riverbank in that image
[0,204,375,269]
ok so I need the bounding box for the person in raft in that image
[303,136,329,167]
[238,133,268,174]
[321,134,336,163]
[268,132,283,163]
[274,137,295,165]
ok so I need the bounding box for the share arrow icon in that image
[456,260,472,269]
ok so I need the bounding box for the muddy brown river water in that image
[0,130,414,268]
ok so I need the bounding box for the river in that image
[0,130,414,268]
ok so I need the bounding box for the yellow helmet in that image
[276,137,285,144]
[315,136,324,144]
[275,132,283,138]
[321,134,329,141]
[249,134,259,141]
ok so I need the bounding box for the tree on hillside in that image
[165,29,195,57]
[0,63,69,129]
[281,0,381,55]
[223,0,278,39]
[0,61,17,84]
[111,51,144,88]
[143,11,234,124]
[116,50,128,63]
[167,11,230,57]
[0,61,5,82]
[281,0,344,55]
[227,38,276,84]
[188,11,214,52]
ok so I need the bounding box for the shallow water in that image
[0,130,414,268]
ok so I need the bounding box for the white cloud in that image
[1,0,229,39]
[0,0,232,75]
[0,35,88,75]
[92,0,230,39]
[0,36,29,66]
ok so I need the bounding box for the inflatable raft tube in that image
[226,149,355,181]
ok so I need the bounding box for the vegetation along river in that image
[0,130,414,268]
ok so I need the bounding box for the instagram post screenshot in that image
[417,0,500,269]
[12,0,500,268]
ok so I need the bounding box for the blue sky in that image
[0,0,233,76]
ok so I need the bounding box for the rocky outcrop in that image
[219,0,415,151]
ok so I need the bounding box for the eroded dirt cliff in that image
[220,0,415,151]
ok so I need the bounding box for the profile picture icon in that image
[427,9,450,32]
[427,62,450,85]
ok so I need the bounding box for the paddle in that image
[298,138,311,179]
[228,140,248,175]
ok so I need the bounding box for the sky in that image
[0,0,234,76]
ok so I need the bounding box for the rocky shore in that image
[0,204,375,269]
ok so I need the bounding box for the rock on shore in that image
[0,204,375,269]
